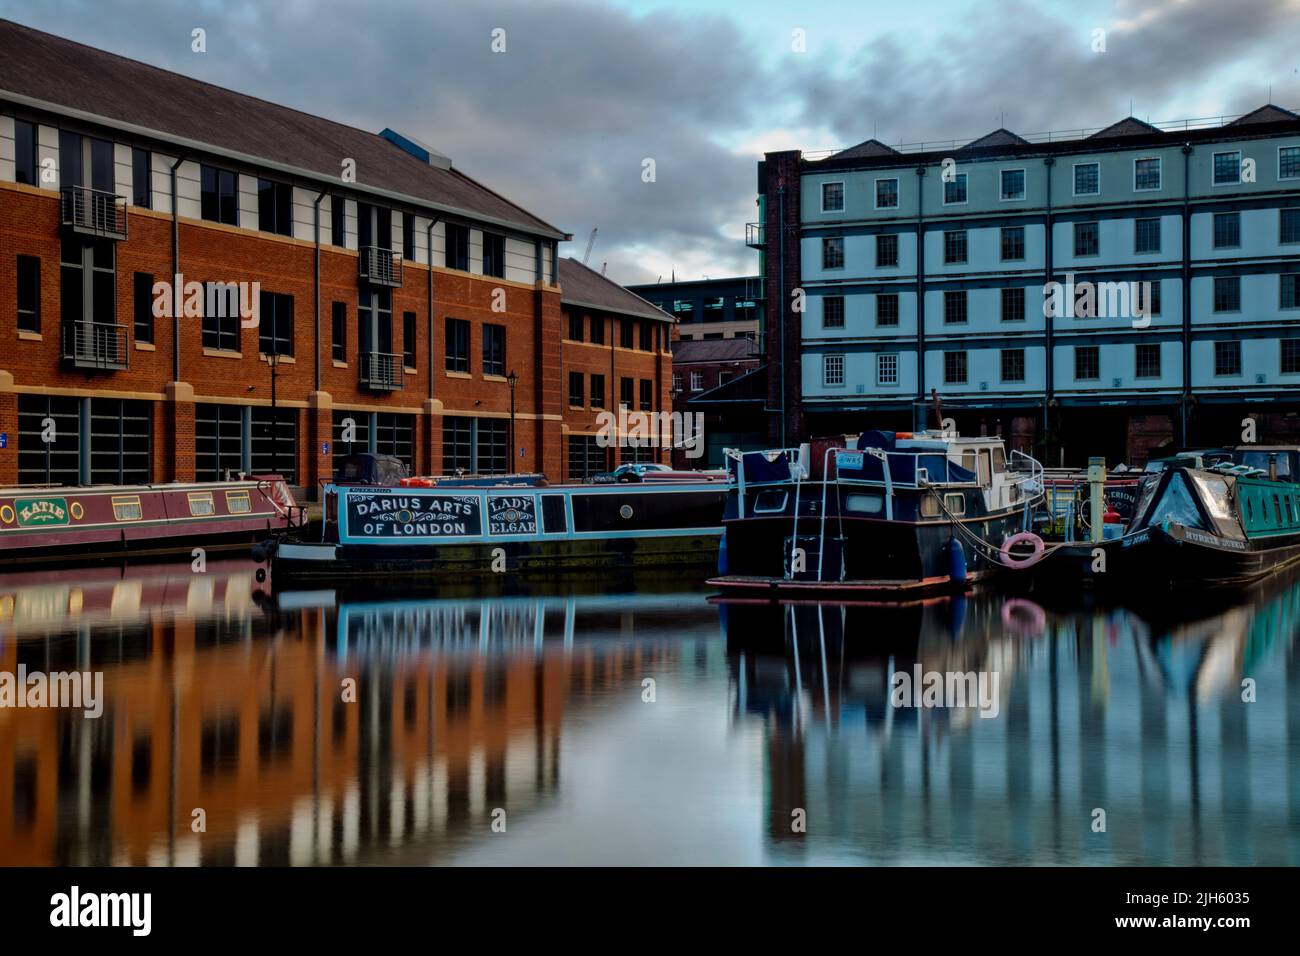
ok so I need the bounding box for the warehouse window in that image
[568,435,604,480]
[590,373,605,408]
[332,409,370,478]
[14,119,37,185]
[375,413,415,470]
[90,399,151,485]
[194,404,245,481]
[17,255,40,333]
[403,311,417,369]
[569,372,584,407]
[257,179,293,236]
[331,302,347,363]
[258,291,294,356]
[482,232,505,278]
[483,324,506,376]
[250,406,297,483]
[17,395,80,486]
[202,281,241,351]
[445,223,469,270]
[446,318,470,372]
[200,165,239,226]
[132,148,152,208]
[133,272,154,344]
[331,195,347,247]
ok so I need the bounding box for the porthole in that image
[620,504,634,520]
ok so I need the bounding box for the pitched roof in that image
[672,337,761,363]
[832,138,899,160]
[1088,116,1162,139]
[1228,104,1300,126]
[0,18,565,238]
[558,259,673,322]
[961,128,1031,150]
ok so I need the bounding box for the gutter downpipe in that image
[426,217,441,401]
[1181,143,1193,446]
[313,190,326,391]
[169,154,186,383]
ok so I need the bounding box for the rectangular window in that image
[403,311,417,368]
[200,165,238,226]
[877,353,898,386]
[876,233,898,267]
[1074,221,1099,257]
[258,291,294,356]
[482,232,505,278]
[569,371,584,407]
[639,379,652,411]
[1001,348,1025,383]
[1000,168,1025,201]
[823,295,845,329]
[133,271,153,343]
[590,373,605,407]
[403,213,416,261]
[875,293,899,327]
[943,230,967,264]
[88,398,151,485]
[620,318,635,349]
[445,317,470,372]
[112,496,143,521]
[331,301,346,362]
[672,372,682,393]
[1135,343,1161,379]
[1213,212,1241,249]
[1134,157,1161,191]
[1139,280,1162,316]
[568,311,583,341]
[1001,226,1025,261]
[639,321,653,351]
[200,282,240,352]
[1001,286,1025,322]
[250,406,297,484]
[17,255,40,333]
[1281,208,1300,245]
[1214,340,1242,376]
[1074,345,1100,381]
[1134,217,1161,254]
[589,315,604,345]
[1282,339,1300,374]
[257,179,293,236]
[18,395,79,485]
[1074,163,1099,195]
[1281,146,1300,180]
[131,147,151,208]
[621,377,636,406]
[483,323,505,376]
[875,178,898,208]
[568,435,605,480]
[1213,151,1241,185]
[1281,274,1300,310]
[688,371,702,393]
[14,119,37,186]
[822,236,844,270]
[943,173,967,205]
[331,196,347,247]
[1214,276,1241,312]
[944,290,967,325]
[821,182,844,212]
[194,403,244,482]
[444,223,469,270]
[823,354,845,387]
[943,351,967,385]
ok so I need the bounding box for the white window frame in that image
[1072,162,1101,197]
[942,172,969,206]
[820,180,845,213]
[822,236,845,271]
[943,350,967,385]
[823,354,846,388]
[1212,150,1242,187]
[877,352,898,386]
[999,167,1026,202]
[1133,216,1161,255]
[874,177,899,209]
[689,370,703,392]
[1133,156,1162,192]
[1279,145,1300,181]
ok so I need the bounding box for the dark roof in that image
[1229,104,1300,126]
[1088,116,1161,138]
[687,363,768,404]
[0,18,565,238]
[832,138,900,160]
[558,259,672,322]
[961,128,1030,150]
[672,338,761,364]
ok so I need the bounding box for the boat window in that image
[1190,474,1232,521]
[844,493,884,514]
[1237,451,1293,479]
[753,490,788,513]
[188,492,216,517]
[1275,495,1284,526]
[1131,476,1162,527]
[978,451,992,486]
[1245,496,1253,522]
[112,495,143,521]
[1148,473,1206,530]
[944,493,966,515]
[920,495,941,518]
[961,451,977,475]
[1287,497,1294,525]
[991,446,1006,473]
[541,494,568,533]
[226,490,252,514]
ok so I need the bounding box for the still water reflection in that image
[1,560,1298,865]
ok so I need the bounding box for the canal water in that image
[1,559,1297,866]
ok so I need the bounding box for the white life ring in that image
[999,531,1045,569]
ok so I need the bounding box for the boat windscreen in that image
[1234,450,1296,480]
[1146,472,1207,531]
[1189,472,1246,539]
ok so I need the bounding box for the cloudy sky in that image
[4,0,1298,284]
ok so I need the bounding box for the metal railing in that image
[744,222,765,248]
[743,276,764,301]
[62,320,128,370]
[60,186,128,240]
[359,246,403,287]
[359,351,404,391]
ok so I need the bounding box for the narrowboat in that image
[707,429,1044,598]
[264,478,728,583]
[0,477,303,567]
[1031,447,1300,589]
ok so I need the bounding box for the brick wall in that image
[761,151,803,447]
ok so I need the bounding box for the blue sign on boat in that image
[837,451,864,469]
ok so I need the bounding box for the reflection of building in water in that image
[0,592,690,866]
[725,580,1300,864]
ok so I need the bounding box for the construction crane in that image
[582,227,598,265]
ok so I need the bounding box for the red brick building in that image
[0,20,670,494]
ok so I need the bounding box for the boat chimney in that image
[1269,453,1278,481]
[1087,457,1106,545]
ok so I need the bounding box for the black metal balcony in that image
[62,320,129,370]
[743,276,765,301]
[359,246,403,287]
[60,186,128,240]
[744,222,765,248]
[359,351,404,391]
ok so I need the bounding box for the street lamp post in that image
[506,369,518,474]
[264,351,282,477]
